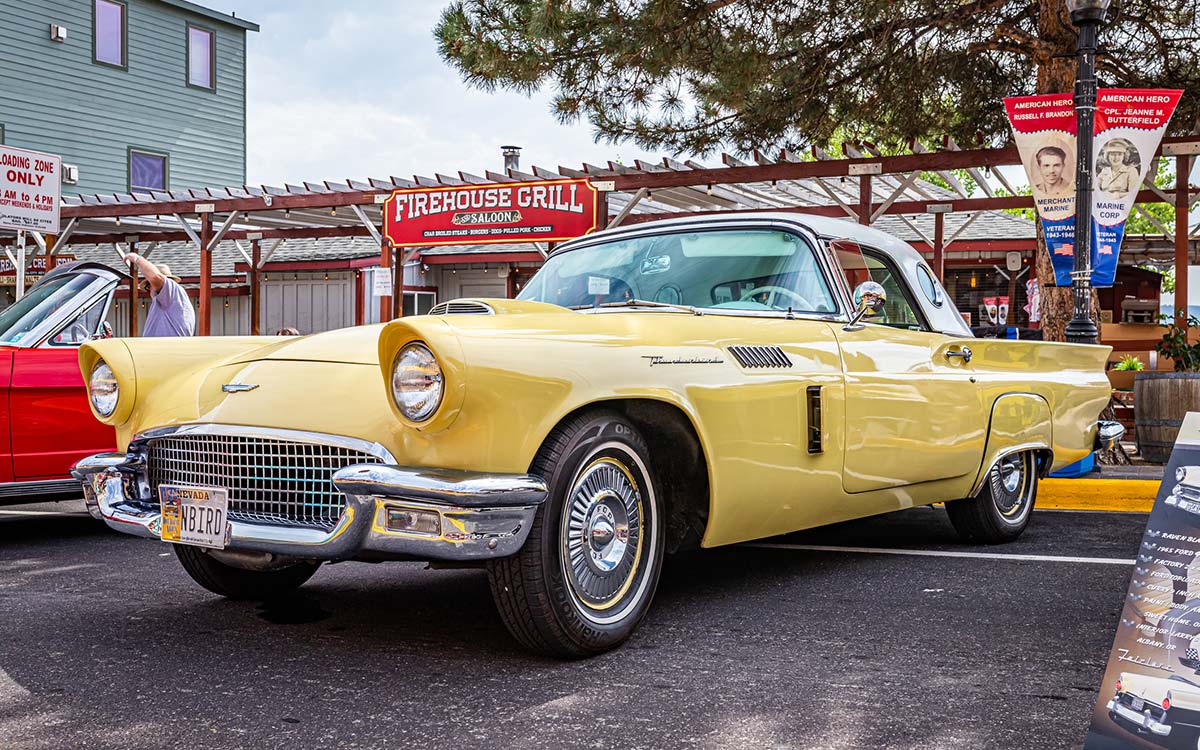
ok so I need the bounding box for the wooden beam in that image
[63,189,389,219]
[49,223,376,247]
[199,213,213,336]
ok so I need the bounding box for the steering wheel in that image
[740,285,813,311]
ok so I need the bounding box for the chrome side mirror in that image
[843,281,887,332]
[92,321,114,341]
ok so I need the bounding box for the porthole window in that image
[917,265,944,307]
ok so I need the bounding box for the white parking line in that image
[0,509,87,517]
[744,542,1135,566]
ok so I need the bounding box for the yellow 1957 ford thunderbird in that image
[72,213,1122,657]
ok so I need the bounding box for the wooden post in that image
[249,239,261,335]
[128,242,139,337]
[1176,155,1191,327]
[393,248,404,319]
[932,212,945,282]
[379,237,393,323]
[354,270,365,326]
[44,234,57,272]
[199,213,213,336]
[858,175,872,225]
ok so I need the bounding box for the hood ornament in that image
[221,383,259,393]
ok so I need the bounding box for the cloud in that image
[207,0,663,185]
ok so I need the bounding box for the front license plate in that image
[1130,697,1145,712]
[159,484,229,549]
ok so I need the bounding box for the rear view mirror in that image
[844,281,887,332]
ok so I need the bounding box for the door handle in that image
[945,346,973,364]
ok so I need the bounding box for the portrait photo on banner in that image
[1019,132,1076,222]
[1095,137,1142,200]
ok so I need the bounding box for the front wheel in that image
[174,544,321,600]
[945,451,1038,544]
[488,410,664,658]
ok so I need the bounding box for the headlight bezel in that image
[89,359,119,417]
[390,342,445,423]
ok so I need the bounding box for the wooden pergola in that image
[7,136,1197,334]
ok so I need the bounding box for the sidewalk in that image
[1038,453,1162,512]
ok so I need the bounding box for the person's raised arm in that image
[122,252,165,292]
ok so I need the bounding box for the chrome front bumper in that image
[1106,698,1172,737]
[1096,420,1126,452]
[71,453,548,562]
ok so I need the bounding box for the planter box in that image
[1107,370,1138,390]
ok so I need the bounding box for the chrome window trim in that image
[41,286,117,348]
[132,424,397,464]
[534,218,850,321]
[22,275,117,349]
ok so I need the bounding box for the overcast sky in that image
[203,0,661,185]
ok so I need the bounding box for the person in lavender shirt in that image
[121,253,196,337]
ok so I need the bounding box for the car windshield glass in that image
[518,229,839,314]
[0,274,96,346]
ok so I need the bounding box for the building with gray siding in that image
[0,0,257,196]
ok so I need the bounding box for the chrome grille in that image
[146,434,383,531]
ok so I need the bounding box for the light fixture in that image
[1065,0,1112,23]
[224,300,229,309]
[155,215,160,224]
[330,207,337,216]
[706,185,713,195]
[284,209,290,218]
[646,190,653,201]
[324,273,329,280]
[970,273,977,288]
[115,217,121,226]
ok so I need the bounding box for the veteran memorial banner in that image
[1089,89,1182,287]
[1004,94,1078,286]
[1004,90,1181,288]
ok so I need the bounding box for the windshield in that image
[0,274,97,346]
[519,228,839,315]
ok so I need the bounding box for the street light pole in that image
[1064,0,1112,345]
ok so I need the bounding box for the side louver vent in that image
[728,345,793,369]
[429,301,495,316]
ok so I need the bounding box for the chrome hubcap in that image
[563,457,643,611]
[991,453,1032,519]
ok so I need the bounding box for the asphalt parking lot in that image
[0,498,1145,750]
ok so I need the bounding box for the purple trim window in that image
[130,151,167,193]
[188,26,214,88]
[95,0,125,67]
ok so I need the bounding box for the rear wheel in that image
[488,410,664,658]
[946,451,1038,544]
[174,545,320,600]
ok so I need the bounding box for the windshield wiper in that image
[568,299,700,314]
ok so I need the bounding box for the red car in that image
[0,262,121,503]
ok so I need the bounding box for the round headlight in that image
[391,343,443,422]
[89,360,119,417]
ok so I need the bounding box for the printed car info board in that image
[1003,89,1182,288]
[1084,412,1200,748]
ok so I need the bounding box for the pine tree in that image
[437,0,1200,339]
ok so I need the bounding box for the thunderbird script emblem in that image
[221,383,259,393]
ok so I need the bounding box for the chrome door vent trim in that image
[429,301,495,316]
[728,345,793,369]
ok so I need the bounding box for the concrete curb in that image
[1038,478,1159,512]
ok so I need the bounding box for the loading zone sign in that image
[0,145,60,234]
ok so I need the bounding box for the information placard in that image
[0,145,61,234]
[1084,412,1200,748]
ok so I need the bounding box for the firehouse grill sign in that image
[383,178,600,248]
